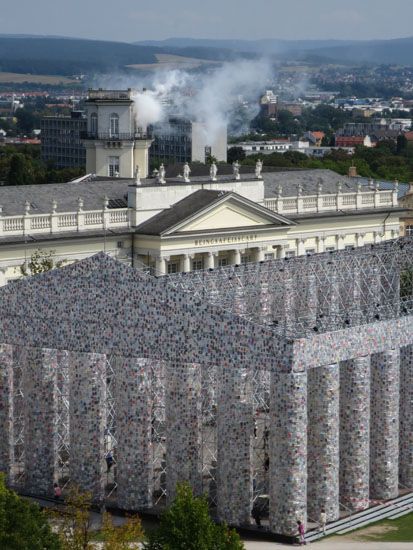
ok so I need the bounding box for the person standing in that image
[297,520,306,545]
[53,483,62,500]
[320,509,327,535]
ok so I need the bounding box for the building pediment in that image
[135,189,294,237]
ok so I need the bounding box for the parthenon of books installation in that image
[0,240,412,537]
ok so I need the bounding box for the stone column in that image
[400,345,413,488]
[297,238,305,256]
[23,347,58,496]
[336,235,345,250]
[165,362,202,501]
[256,247,265,262]
[269,370,307,535]
[370,350,400,500]
[217,364,253,526]
[155,256,166,276]
[340,356,371,510]
[182,254,191,273]
[278,245,286,259]
[0,344,14,482]
[308,364,340,522]
[69,352,106,500]
[356,232,365,248]
[113,357,153,510]
[233,249,241,265]
[205,251,214,270]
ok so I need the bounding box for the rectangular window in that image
[305,248,316,255]
[218,257,228,267]
[167,262,179,274]
[285,250,296,258]
[345,245,354,250]
[192,259,204,271]
[406,225,413,236]
[117,241,124,249]
[108,156,120,177]
[264,253,274,260]
[241,254,251,265]
[326,246,335,252]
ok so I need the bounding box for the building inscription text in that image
[194,234,258,246]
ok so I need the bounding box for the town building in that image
[82,89,153,178]
[303,131,325,147]
[0,167,403,284]
[232,140,292,156]
[40,111,87,168]
[149,116,227,165]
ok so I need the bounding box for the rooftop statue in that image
[158,164,166,185]
[183,162,191,183]
[134,165,141,186]
[210,162,218,182]
[233,160,240,181]
[255,159,263,180]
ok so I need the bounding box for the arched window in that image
[110,113,119,137]
[90,113,98,135]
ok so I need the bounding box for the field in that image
[0,72,77,84]
[127,53,220,71]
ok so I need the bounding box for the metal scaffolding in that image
[165,238,411,338]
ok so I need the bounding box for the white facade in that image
[0,174,401,283]
[234,140,292,156]
[83,90,152,178]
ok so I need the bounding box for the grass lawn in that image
[348,512,413,542]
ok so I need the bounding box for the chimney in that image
[348,164,357,178]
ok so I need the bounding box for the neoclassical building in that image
[0,167,404,284]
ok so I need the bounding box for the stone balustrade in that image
[0,207,129,237]
[264,188,397,215]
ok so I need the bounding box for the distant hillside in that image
[0,36,160,75]
[0,36,249,77]
[137,36,413,66]
[136,37,359,55]
[301,37,413,65]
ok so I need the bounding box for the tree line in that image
[0,477,244,550]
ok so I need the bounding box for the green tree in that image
[20,249,64,276]
[144,483,244,550]
[227,146,246,164]
[15,108,40,134]
[7,153,36,185]
[54,485,93,550]
[100,511,144,550]
[0,474,60,550]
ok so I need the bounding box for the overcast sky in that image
[2,0,412,42]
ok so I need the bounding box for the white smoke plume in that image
[94,58,274,142]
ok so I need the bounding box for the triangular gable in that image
[162,193,294,235]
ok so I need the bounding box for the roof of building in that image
[135,189,292,236]
[0,168,404,217]
[262,169,404,198]
[0,179,131,215]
